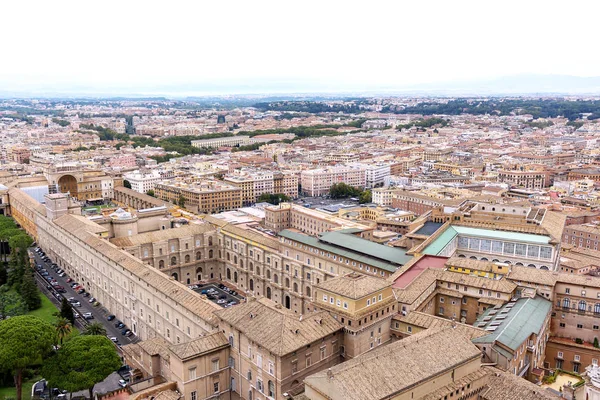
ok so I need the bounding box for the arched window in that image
[595,303,600,314]
[234,271,238,283]
[266,287,272,299]
[227,269,231,280]
[274,274,279,284]
[480,258,488,261]
[159,260,164,269]
[579,300,587,312]
[196,267,202,281]
[171,256,177,266]
[285,278,290,288]
[267,270,271,279]
[196,252,202,260]
[208,237,213,246]
[527,264,536,268]
[171,272,178,281]
[240,260,244,268]
[250,279,254,291]
[185,254,190,263]
[458,254,466,258]
[256,267,261,276]
[306,286,311,298]
[563,298,570,308]
[293,282,298,292]
[209,249,214,258]
[234,255,237,264]
[227,253,230,261]
[470,256,477,260]
[516,262,524,266]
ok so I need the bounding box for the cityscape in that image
[3,2,600,400]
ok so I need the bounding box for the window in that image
[213,382,219,393]
[575,355,581,362]
[268,380,275,397]
[439,307,444,315]
[343,302,348,309]
[559,322,566,328]
[306,354,312,368]
[189,367,197,380]
[407,326,412,333]
[257,353,262,368]
[439,297,445,303]
[558,351,564,358]
[191,391,196,400]
[577,324,584,329]
[291,360,298,374]
[257,379,264,393]
[323,295,328,302]
[212,359,219,372]
[269,362,274,375]
[320,346,327,360]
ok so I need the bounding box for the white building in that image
[354,162,391,189]
[191,136,251,149]
[371,187,398,206]
[300,166,366,197]
[123,170,163,193]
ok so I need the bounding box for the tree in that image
[123,180,132,189]
[257,193,291,205]
[146,189,155,197]
[83,322,106,336]
[55,317,72,345]
[0,315,55,400]
[359,190,372,204]
[42,335,122,400]
[329,182,362,199]
[178,195,185,208]
[60,297,75,324]
[20,271,41,311]
[594,337,599,349]
[0,287,26,320]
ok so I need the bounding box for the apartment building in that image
[568,168,600,182]
[123,170,164,193]
[272,171,298,199]
[215,298,343,399]
[107,154,137,169]
[223,169,275,206]
[349,162,390,189]
[155,179,242,214]
[7,146,31,164]
[497,168,551,189]
[563,223,600,250]
[371,187,397,206]
[391,190,463,214]
[191,136,251,149]
[300,166,366,197]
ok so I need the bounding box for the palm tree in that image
[83,322,107,336]
[55,317,72,345]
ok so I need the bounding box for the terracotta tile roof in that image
[110,223,214,247]
[138,337,171,360]
[506,265,558,287]
[168,332,228,360]
[304,327,482,400]
[214,298,342,356]
[420,368,491,400]
[393,311,489,340]
[316,273,390,300]
[479,366,560,400]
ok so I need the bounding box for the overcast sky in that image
[2,0,600,95]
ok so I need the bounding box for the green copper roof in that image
[472,296,552,352]
[279,230,412,272]
[423,226,458,256]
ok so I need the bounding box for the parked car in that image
[109,336,118,343]
[56,288,66,293]
[73,312,80,318]
[115,321,124,328]
[107,314,116,321]
[58,272,66,277]
[82,312,93,319]
[118,380,127,388]
[217,299,227,304]
[125,331,133,337]
[66,278,73,283]
[77,288,85,294]
[121,329,130,336]
[72,301,81,307]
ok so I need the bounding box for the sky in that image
[2,0,600,95]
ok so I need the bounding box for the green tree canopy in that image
[0,287,27,319]
[123,180,132,189]
[42,335,121,399]
[55,317,72,345]
[329,182,362,199]
[83,322,107,336]
[0,315,55,400]
[359,190,372,204]
[257,193,291,205]
[146,189,155,197]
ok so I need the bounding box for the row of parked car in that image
[34,247,97,319]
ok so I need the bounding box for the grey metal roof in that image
[279,230,412,272]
